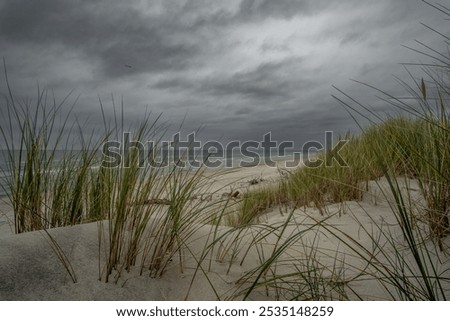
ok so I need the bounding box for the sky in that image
[0,0,448,148]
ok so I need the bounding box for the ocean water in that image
[0,149,305,197]
[0,150,92,197]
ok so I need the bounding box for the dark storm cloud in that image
[340,31,366,46]
[0,0,200,78]
[0,0,448,146]
[234,107,253,115]
[199,104,359,145]
[200,59,305,100]
[237,0,329,20]
[153,78,195,91]
[187,0,352,31]
[153,58,310,101]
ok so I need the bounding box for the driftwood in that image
[221,191,240,199]
[249,178,264,185]
[143,198,172,205]
[130,198,172,206]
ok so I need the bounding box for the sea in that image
[0,148,307,197]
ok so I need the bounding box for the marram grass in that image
[0,0,448,300]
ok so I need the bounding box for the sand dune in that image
[1,165,449,300]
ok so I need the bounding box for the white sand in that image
[0,165,449,300]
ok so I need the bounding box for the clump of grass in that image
[0,67,106,282]
[227,0,450,300]
[96,119,225,282]
[239,115,448,237]
[237,131,378,223]
[0,74,105,233]
[236,187,281,226]
[232,107,449,300]
[0,70,224,284]
[139,166,210,278]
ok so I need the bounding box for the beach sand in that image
[0,164,449,300]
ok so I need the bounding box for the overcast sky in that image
[0,0,448,147]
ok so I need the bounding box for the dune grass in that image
[0,73,225,283]
[237,114,449,236]
[220,1,450,300]
[0,71,110,234]
[0,0,448,301]
[212,101,450,300]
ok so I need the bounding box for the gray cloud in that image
[234,107,253,115]
[340,31,366,46]
[0,0,448,147]
[152,58,310,102]
[237,0,324,20]
[0,0,201,78]
[199,58,307,100]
